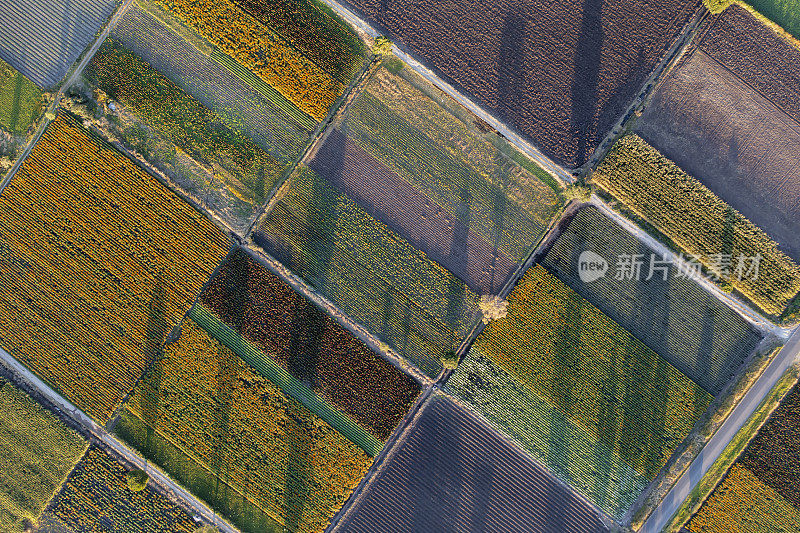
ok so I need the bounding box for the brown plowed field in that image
[340,0,699,168]
[636,50,800,262]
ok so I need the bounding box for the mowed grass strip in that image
[687,464,800,533]
[477,265,712,480]
[0,380,86,532]
[190,304,384,456]
[593,135,800,316]
[0,113,229,422]
[121,319,373,533]
[0,59,42,135]
[42,445,199,532]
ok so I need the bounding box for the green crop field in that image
[746,0,800,39]
[592,135,800,319]
[542,205,764,395]
[0,59,43,135]
[472,265,712,483]
[117,319,372,533]
[255,166,481,378]
[445,351,650,519]
[0,379,86,532]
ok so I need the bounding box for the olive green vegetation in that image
[126,469,149,491]
[592,135,800,318]
[745,0,800,39]
[0,60,43,135]
[704,0,735,13]
[0,379,87,532]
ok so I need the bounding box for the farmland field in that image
[339,0,700,168]
[87,39,286,230]
[152,0,365,120]
[40,445,200,532]
[311,62,561,294]
[117,318,373,533]
[0,113,229,422]
[0,59,43,135]
[200,248,420,441]
[593,135,800,317]
[542,206,764,395]
[747,0,800,39]
[254,166,481,378]
[0,0,118,87]
[0,379,86,532]
[686,379,800,532]
[333,394,610,533]
[635,8,800,262]
[444,351,650,519]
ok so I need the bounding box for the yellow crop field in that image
[0,113,229,422]
[154,0,343,120]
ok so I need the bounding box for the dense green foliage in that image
[0,60,42,135]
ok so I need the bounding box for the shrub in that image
[126,469,149,492]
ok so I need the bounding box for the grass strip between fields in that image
[665,364,800,531]
[190,304,383,457]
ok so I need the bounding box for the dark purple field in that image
[339,0,700,168]
[333,395,610,533]
[309,128,518,294]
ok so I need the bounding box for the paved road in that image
[0,0,136,196]
[640,326,800,533]
[0,345,239,532]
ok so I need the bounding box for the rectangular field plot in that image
[116,319,373,533]
[333,394,610,533]
[151,0,367,121]
[40,445,202,533]
[636,8,800,263]
[339,0,699,168]
[688,380,800,532]
[0,113,230,422]
[253,166,482,378]
[448,264,712,518]
[0,59,43,136]
[199,248,421,442]
[310,62,561,295]
[0,379,86,532]
[542,206,764,395]
[593,135,800,318]
[0,0,117,87]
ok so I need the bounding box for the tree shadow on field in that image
[141,273,167,451]
[283,402,313,532]
[211,342,238,500]
[225,249,252,334]
[288,299,325,389]
[570,0,604,166]
[497,9,529,125]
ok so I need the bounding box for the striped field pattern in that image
[0,0,118,87]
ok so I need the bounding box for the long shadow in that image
[288,299,325,389]
[211,340,238,501]
[284,402,313,532]
[497,9,529,125]
[141,274,167,451]
[225,249,252,334]
[570,0,604,166]
[8,74,23,134]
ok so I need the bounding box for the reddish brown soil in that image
[339,0,699,168]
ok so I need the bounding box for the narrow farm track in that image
[0,344,240,533]
[640,325,800,533]
[0,0,136,196]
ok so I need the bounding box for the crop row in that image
[687,464,800,533]
[542,205,764,396]
[593,134,800,317]
[0,379,86,532]
[233,0,366,83]
[123,319,373,533]
[254,166,481,377]
[0,113,229,421]
[42,445,199,532]
[444,350,649,519]
[342,91,550,263]
[153,0,343,120]
[89,40,283,204]
[0,59,43,135]
[200,247,421,441]
[476,265,712,480]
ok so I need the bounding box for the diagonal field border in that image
[190,304,384,457]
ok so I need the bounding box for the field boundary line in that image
[190,304,384,457]
[314,0,574,186]
[590,195,789,338]
[0,345,240,533]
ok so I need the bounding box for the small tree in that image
[479,295,508,325]
[703,0,734,13]
[193,526,219,533]
[373,36,393,56]
[126,468,149,492]
[563,184,591,202]
[441,351,459,370]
